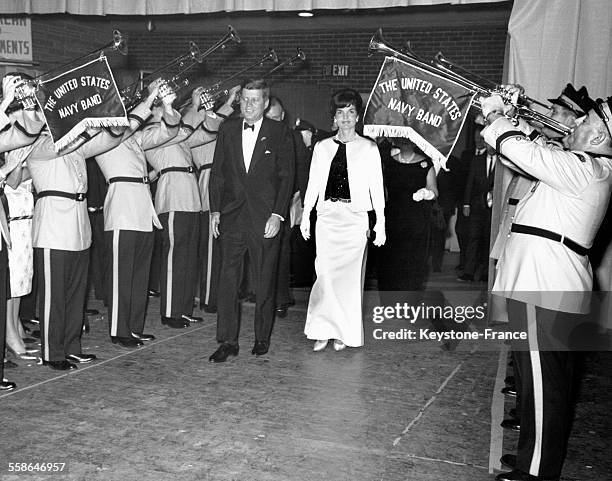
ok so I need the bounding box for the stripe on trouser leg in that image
[165,211,175,317]
[205,215,213,305]
[111,230,119,336]
[43,249,51,361]
[527,303,543,476]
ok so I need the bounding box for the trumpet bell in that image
[112,29,128,56]
[228,25,241,45]
[189,41,203,63]
[296,48,306,62]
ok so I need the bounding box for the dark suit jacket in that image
[463,150,495,212]
[209,117,295,233]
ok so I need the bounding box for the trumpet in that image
[262,48,306,78]
[197,49,279,111]
[368,29,572,136]
[1,29,127,111]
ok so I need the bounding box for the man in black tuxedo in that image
[459,123,495,282]
[208,79,295,362]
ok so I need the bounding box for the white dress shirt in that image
[242,117,263,173]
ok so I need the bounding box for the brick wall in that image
[126,25,507,93]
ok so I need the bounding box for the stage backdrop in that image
[505,0,612,100]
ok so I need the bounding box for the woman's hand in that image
[373,222,386,247]
[300,221,310,241]
[412,188,435,202]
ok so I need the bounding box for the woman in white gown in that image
[301,89,385,351]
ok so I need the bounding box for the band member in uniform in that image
[192,86,238,314]
[145,87,232,327]
[208,79,295,362]
[481,91,612,481]
[95,80,180,345]
[0,75,47,387]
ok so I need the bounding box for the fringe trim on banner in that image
[53,116,130,152]
[363,124,449,172]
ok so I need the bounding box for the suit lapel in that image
[247,119,269,174]
[233,120,247,176]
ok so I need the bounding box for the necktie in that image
[243,122,254,131]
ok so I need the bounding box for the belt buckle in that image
[187,166,194,173]
[143,176,149,184]
[75,192,85,201]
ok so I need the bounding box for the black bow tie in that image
[243,122,255,131]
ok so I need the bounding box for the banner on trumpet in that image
[35,54,128,151]
[363,57,475,170]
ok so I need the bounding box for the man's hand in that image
[1,75,20,109]
[462,205,471,217]
[211,212,221,238]
[480,94,506,119]
[192,86,203,110]
[300,221,310,241]
[225,85,241,107]
[264,215,281,238]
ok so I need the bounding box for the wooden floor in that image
[1,252,611,481]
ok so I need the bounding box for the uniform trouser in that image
[36,248,89,362]
[275,221,292,307]
[198,211,221,308]
[216,229,280,345]
[463,207,491,277]
[507,299,576,480]
[106,230,154,338]
[88,211,108,303]
[0,239,8,379]
[148,227,163,292]
[159,211,200,318]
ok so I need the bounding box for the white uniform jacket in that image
[484,116,612,312]
[145,107,219,215]
[302,134,385,222]
[95,102,180,232]
[27,129,123,251]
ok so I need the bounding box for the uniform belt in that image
[325,197,351,203]
[508,198,519,206]
[198,164,212,173]
[108,176,150,184]
[159,166,195,176]
[8,215,33,222]
[510,223,588,256]
[37,190,87,202]
[88,206,104,213]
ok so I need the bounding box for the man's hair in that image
[241,78,270,100]
[268,96,284,112]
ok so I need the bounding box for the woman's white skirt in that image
[304,200,368,347]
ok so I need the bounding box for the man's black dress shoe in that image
[162,316,190,328]
[4,359,18,369]
[501,386,517,397]
[66,353,97,364]
[501,418,520,432]
[43,360,77,371]
[131,332,155,341]
[495,469,553,481]
[85,308,99,315]
[457,274,474,282]
[182,314,203,323]
[275,306,288,318]
[148,289,160,298]
[0,380,16,391]
[21,316,39,325]
[111,336,143,348]
[252,340,269,356]
[200,303,217,313]
[500,454,517,469]
[209,343,239,363]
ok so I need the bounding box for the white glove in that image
[300,220,311,241]
[412,188,435,202]
[479,94,505,119]
[373,222,386,247]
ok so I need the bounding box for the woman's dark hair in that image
[329,88,363,116]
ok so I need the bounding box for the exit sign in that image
[323,64,350,77]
